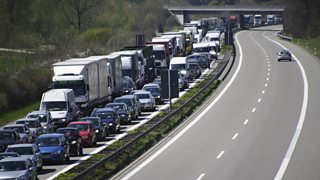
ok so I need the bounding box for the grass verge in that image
[0,101,39,126]
[292,36,320,58]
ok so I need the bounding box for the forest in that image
[0,0,318,115]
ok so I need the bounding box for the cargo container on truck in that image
[162,31,187,56]
[151,36,177,58]
[120,46,156,83]
[146,40,171,72]
[86,54,123,98]
[52,58,113,110]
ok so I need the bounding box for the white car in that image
[133,90,156,111]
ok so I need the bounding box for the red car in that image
[67,122,97,147]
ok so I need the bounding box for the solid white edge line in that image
[120,31,245,180]
[262,32,309,180]
[243,119,249,125]
[196,173,206,180]
[252,108,256,113]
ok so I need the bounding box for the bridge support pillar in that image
[173,11,188,25]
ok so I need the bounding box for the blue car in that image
[35,133,70,164]
[90,108,120,134]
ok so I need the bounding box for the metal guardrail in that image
[70,49,234,180]
[276,31,293,41]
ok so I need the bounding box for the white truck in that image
[52,58,113,110]
[254,15,262,26]
[40,89,77,127]
[162,31,187,56]
[193,42,218,59]
[87,54,123,98]
[169,57,191,81]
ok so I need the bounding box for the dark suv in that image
[113,95,140,119]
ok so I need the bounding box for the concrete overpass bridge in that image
[166,5,285,25]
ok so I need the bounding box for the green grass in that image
[293,36,320,57]
[0,51,37,71]
[0,101,39,126]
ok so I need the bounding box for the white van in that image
[169,57,191,81]
[40,89,77,128]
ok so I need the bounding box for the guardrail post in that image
[315,48,317,56]
[306,42,309,49]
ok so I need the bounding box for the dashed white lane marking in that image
[252,108,256,113]
[196,173,205,180]
[258,98,262,103]
[216,151,225,159]
[263,32,309,180]
[121,32,246,180]
[268,72,270,76]
[232,133,239,140]
[265,83,268,87]
[268,68,271,71]
[243,119,249,125]
[262,90,265,94]
[267,78,270,81]
[268,64,271,67]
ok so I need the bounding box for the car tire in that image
[38,166,43,171]
[67,154,70,161]
[79,145,83,156]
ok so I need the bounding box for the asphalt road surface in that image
[114,26,319,180]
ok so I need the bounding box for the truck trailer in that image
[52,58,113,110]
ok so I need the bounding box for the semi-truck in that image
[146,41,171,72]
[52,58,113,110]
[110,51,144,89]
[87,54,123,98]
[120,46,156,83]
[162,31,187,56]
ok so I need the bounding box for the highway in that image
[37,63,216,180]
[113,26,318,180]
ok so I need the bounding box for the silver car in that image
[6,144,43,171]
[134,90,156,111]
[26,110,55,133]
[3,124,33,143]
[0,156,37,180]
[16,118,44,139]
[278,49,292,61]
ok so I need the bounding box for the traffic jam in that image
[0,17,225,179]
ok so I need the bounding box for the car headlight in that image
[53,150,62,155]
[156,96,160,98]
[108,123,113,127]
[61,119,66,122]
[120,114,126,117]
[71,140,77,144]
[43,126,48,129]
[95,130,99,133]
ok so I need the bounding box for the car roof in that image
[80,117,100,120]
[4,124,26,127]
[27,110,48,115]
[0,157,29,162]
[7,144,35,148]
[94,108,115,112]
[116,95,134,99]
[37,133,64,138]
[69,121,90,125]
[106,102,126,106]
[16,118,38,122]
[56,127,78,131]
[0,129,17,133]
[134,90,151,95]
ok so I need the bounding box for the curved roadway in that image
[113,26,320,180]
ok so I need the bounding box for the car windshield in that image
[16,121,37,128]
[3,127,24,133]
[143,87,160,93]
[136,94,150,99]
[95,112,114,119]
[80,119,99,127]
[36,137,61,147]
[171,64,185,70]
[106,104,125,111]
[6,147,34,155]
[27,114,47,123]
[189,64,198,69]
[41,101,67,111]
[68,124,89,131]
[114,99,133,106]
[56,129,77,138]
[0,132,14,140]
[0,161,26,171]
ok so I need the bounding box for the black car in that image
[56,128,83,156]
[79,117,108,141]
[105,103,132,125]
[122,76,137,95]
[0,130,21,152]
[113,96,139,120]
[142,83,164,104]
[90,108,121,134]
